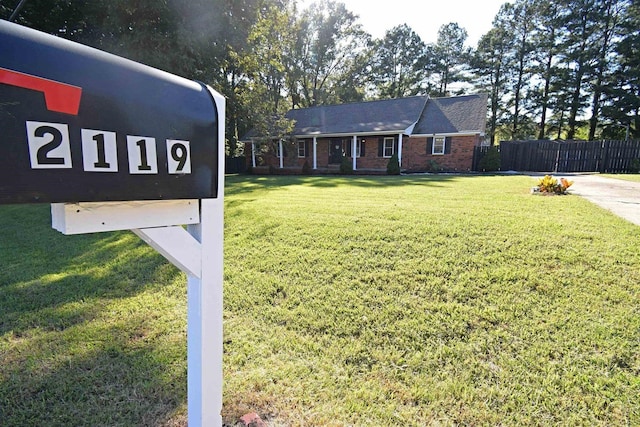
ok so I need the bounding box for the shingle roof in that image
[287,95,428,136]
[241,94,488,140]
[413,94,488,135]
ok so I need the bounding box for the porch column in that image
[251,142,256,168]
[278,140,283,169]
[313,137,317,169]
[398,133,403,168]
[352,135,357,171]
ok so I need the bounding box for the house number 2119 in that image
[25,121,192,174]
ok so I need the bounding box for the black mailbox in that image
[0,20,219,204]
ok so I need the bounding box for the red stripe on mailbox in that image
[0,67,82,115]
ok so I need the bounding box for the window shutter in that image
[361,141,365,157]
[445,137,452,154]
[306,140,311,157]
[427,137,433,154]
[378,138,384,157]
[282,144,288,157]
[393,140,399,154]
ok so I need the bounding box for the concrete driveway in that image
[552,174,640,226]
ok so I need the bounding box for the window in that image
[383,137,395,158]
[432,136,446,155]
[343,139,364,158]
[298,141,306,158]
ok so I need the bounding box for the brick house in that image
[243,93,488,174]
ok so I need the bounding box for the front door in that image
[329,138,342,164]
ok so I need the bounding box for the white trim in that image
[404,122,418,135]
[278,140,283,169]
[294,131,402,139]
[382,137,395,158]
[432,135,446,155]
[412,132,480,137]
[297,140,306,158]
[398,133,403,167]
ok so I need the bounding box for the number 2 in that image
[26,121,72,169]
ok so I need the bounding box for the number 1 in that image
[81,129,118,172]
[127,136,158,174]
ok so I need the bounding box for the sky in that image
[300,0,510,47]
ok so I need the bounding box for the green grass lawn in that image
[1,175,639,426]
[601,173,640,183]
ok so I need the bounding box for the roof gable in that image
[287,96,428,136]
[413,94,488,135]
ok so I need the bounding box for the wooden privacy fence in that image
[473,140,640,173]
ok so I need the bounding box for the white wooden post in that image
[186,198,224,427]
[398,133,403,169]
[352,135,357,171]
[313,137,317,170]
[278,140,284,169]
[186,87,225,427]
[251,142,256,168]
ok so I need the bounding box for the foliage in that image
[431,22,470,97]
[369,24,429,98]
[386,152,401,175]
[339,156,354,174]
[478,146,501,172]
[427,159,441,172]
[535,174,573,194]
[288,0,370,107]
[302,159,312,175]
[630,158,640,174]
[4,0,639,148]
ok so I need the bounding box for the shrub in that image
[428,160,441,172]
[302,160,311,175]
[630,158,640,174]
[535,175,573,194]
[478,147,501,172]
[268,165,276,175]
[387,153,400,175]
[340,156,354,174]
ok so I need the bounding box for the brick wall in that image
[246,134,481,173]
[402,135,480,172]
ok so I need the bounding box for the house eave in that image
[292,130,409,139]
[411,131,482,137]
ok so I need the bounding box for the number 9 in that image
[167,140,191,174]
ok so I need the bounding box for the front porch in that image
[248,133,406,174]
